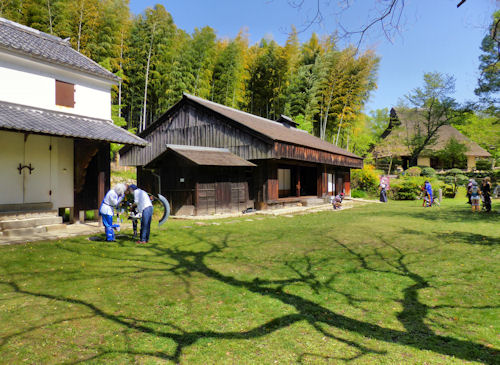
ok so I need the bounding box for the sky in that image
[129,0,498,113]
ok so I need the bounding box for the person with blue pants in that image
[128,184,153,244]
[99,183,126,241]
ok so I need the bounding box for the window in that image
[327,173,335,194]
[278,168,291,197]
[55,80,75,108]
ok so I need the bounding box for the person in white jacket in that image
[99,183,126,241]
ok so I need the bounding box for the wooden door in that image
[0,131,24,204]
[24,134,51,203]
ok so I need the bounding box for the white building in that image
[0,18,146,235]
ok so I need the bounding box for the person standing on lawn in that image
[470,181,481,213]
[128,184,153,244]
[422,180,433,207]
[99,183,127,241]
[379,182,388,203]
[482,177,492,212]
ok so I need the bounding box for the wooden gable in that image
[120,101,273,166]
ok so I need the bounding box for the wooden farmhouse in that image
[120,94,363,216]
[0,17,147,234]
[373,108,491,171]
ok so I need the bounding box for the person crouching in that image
[99,183,126,241]
[128,184,153,244]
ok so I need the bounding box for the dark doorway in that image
[300,166,317,196]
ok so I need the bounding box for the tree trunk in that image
[46,0,53,34]
[118,32,124,119]
[142,22,157,132]
[77,0,85,52]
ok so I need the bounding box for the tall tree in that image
[403,72,460,166]
[210,34,247,108]
[475,10,500,106]
[245,39,289,119]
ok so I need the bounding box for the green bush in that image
[455,174,469,186]
[476,159,492,170]
[405,166,422,176]
[421,167,436,177]
[446,168,463,176]
[351,165,379,193]
[351,189,367,198]
[443,185,456,198]
[388,176,444,201]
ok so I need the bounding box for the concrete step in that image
[0,216,63,230]
[0,202,52,213]
[301,198,327,206]
[0,210,58,221]
[1,222,66,237]
[45,223,67,232]
[2,226,48,237]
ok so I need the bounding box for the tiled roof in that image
[167,145,256,167]
[0,101,147,146]
[183,94,362,159]
[0,17,119,82]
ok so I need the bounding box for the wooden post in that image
[97,171,105,227]
[296,166,301,197]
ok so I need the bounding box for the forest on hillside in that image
[1,1,497,162]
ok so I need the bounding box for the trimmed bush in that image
[388,176,444,201]
[475,159,491,170]
[421,167,436,177]
[351,189,367,198]
[405,166,422,176]
[443,185,456,198]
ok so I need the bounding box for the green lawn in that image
[0,199,498,364]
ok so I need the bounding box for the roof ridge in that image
[0,17,69,46]
[184,93,289,128]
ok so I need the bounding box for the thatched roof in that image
[373,108,491,158]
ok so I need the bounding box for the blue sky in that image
[129,0,497,113]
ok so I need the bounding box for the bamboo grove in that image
[0,1,379,150]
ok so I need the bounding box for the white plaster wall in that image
[417,157,431,167]
[0,51,113,120]
[0,131,24,204]
[467,156,476,171]
[0,131,74,209]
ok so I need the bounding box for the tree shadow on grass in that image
[378,204,499,224]
[0,230,498,363]
[401,227,499,246]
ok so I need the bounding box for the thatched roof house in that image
[373,108,490,170]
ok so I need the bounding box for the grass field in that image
[0,199,498,364]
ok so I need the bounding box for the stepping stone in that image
[195,222,207,226]
[212,222,221,225]
[182,226,192,229]
[244,219,254,222]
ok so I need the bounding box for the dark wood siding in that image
[274,142,363,169]
[121,103,273,166]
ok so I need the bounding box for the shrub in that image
[421,167,436,177]
[351,189,367,198]
[351,165,379,192]
[446,168,463,176]
[388,176,444,201]
[443,185,456,198]
[475,159,492,170]
[405,166,422,176]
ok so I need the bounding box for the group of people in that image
[99,183,154,243]
[467,177,492,213]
